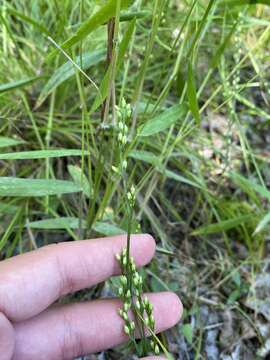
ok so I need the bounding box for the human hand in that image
[0,234,182,359]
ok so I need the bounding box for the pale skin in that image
[0,234,182,360]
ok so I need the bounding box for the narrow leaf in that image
[138,104,187,137]
[68,165,92,198]
[0,149,88,160]
[93,222,126,236]
[230,172,270,203]
[47,0,132,60]
[192,214,253,236]
[7,7,50,35]
[0,177,82,197]
[27,217,125,236]
[0,76,41,93]
[0,137,24,148]
[182,324,193,345]
[164,169,203,189]
[129,150,159,166]
[27,217,83,229]
[37,49,105,107]
[221,0,270,6]
[91,18,136,112]
[187,62,200,124]
[0,203,17,215]
[129,150,203,189]
[210,22,237,69]
[120,10,150,22]
[254,212,270,234]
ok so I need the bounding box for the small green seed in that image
[124,325,130,335]
[124,302,130,312]
[118,287,123,296]
[120,275,127,285]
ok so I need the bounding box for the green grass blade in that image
[37,49,105,107]
[164,169,203,189]
[93,222,126,236]
[68,165,92,198]
[221,0,270,6]
[0,149,88,160]
[192,214,253,236]
[0,76,41,93]
[0,203,17,215]
[129,150,160,166]
[210,22,238,69]
[0,206,23,252]
[7,7,50,35]
[120,10,150,22]
[230,172,270,203]
[47,0,132,61]
[254,212,270,235]
[0,177,82,197]
[27,217,125,236]
[187,61,200,124]
[138,103,187,137]
[27,217,83,229]
[91,18,136,112]
[0,137,24,148]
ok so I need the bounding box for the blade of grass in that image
[0,149,89,160]
[0,177,82,197]
[46,0,132,61]
[0,76,41,93]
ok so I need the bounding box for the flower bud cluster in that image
[127,184,136,208]
[115,98,132,147]
[116,247,159,354]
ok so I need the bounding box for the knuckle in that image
[54,254,77,296]
[61,310,83,359]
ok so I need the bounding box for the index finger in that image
[0,234,155,322]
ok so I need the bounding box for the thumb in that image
[0,312,14,360]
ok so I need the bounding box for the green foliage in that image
[0,137,25,148]
[0,149,87,160]
[68,164,92,198]
[0,0,269,356]
[193,214,253,235]
[47,0,132,60]
[37,49,106,107]
[0,76,41,93]
[0,178,81,197]
[187,62,200,124]
[138,104,187,136]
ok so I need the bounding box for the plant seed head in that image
[124,302,130,312]
[123,311,128,321]
[124,325,130,335]
[118,287,123,296]
[122,160,127,169]
[120,275,127,285]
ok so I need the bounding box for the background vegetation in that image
[1,0,270,358]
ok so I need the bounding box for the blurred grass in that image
[1,0,270,358]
